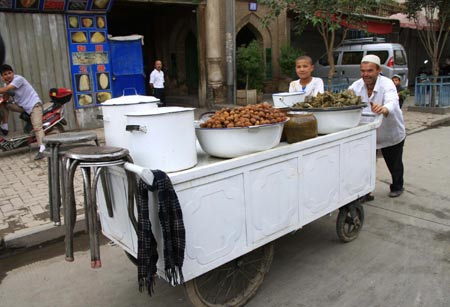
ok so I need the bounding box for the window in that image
[318,52,339,66]
[342,51,364,65]
[366,51,389,64]
[394,50,407,65]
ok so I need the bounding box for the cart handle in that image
[124,162,154,185]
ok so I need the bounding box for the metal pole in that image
[226,0,236,105]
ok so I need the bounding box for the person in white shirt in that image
[0,64,46,160]
[289,55,324,97]
[149,60,165,106]
[349,54,406,198]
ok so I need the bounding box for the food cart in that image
[95,114,381,306]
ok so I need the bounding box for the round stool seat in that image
[43,143,96,158]
[43,131,98,145]
[65,146,129,162]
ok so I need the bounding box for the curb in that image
[406,115,450,136]
[1,215,86,252]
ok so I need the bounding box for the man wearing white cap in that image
[349,54,406,198]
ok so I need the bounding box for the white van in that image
[313,38,409,87]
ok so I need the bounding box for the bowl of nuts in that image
[195,103,289,158]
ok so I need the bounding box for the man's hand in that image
[370,102,388,116]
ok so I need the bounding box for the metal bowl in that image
[291,104,366,134]
[195,119,289,158]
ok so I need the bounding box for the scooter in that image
[0,87,72,151]
[417,60,432,83]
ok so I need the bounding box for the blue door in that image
[109,38,146,97]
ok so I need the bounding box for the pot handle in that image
[198,111,215,122]
[126,125,147,133]
[278,96,292,107]
[122,88,138,96]
[247,125,260,133]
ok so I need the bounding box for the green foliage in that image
[259,0,380,81]
[236,40,265,91]
[259,0,379,36]
[279,44,304,78]
[404,0,450,76]
[399,88,410,101]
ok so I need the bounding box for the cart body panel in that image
[97,118,379,283]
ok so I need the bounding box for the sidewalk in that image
[1,97,449,251]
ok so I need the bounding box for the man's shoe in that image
[1,128,8,136]
[389,189,404,198]
[34,151,45,161]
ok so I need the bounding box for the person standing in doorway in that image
[149,60,165,106]
[349,55,406,199]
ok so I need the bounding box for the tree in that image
[405,0,450,77]
[259,0,379,84]
[236,40,265,91]
[278,44,304,78]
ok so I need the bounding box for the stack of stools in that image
[64,145,132,268]
[43,131,99,226]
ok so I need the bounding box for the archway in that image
[236,23,264,89]
[236,24,258,48]
[185,31,199,95]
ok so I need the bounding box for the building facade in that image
[0,0,289,130]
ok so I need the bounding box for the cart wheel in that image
[336,201,364,243]
[185,243,274,307]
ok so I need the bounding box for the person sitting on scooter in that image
[0,64,46,160]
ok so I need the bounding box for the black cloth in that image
[395,85,405,109]
[137,170,185,296]
[381,138,405,192]
[153,88,166,106]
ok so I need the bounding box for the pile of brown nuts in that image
[200,103,288,128]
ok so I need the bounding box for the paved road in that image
[1,125,449,307]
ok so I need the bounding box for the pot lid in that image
[126,106,195,117]
[102,95,160,106]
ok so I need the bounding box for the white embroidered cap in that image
[361,54,381,66]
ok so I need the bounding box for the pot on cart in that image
[100,94,160,148]
[272,92,305,108]
[292,105,365,134]
[125,107,197,172]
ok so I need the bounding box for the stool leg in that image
[81,166,102,269]
[51,144,61,225]
[47,154,53,222]
[100,168,114,218]
[60,157,67,223]
[64,158,79,262]
[92,166,106,268]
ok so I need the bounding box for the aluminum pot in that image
[293,105,364,134]
[101,94,159,148]
[195,119,289,158]
[125,107,197,172]
[272,92,305,108]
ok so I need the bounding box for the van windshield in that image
[366,51,389,64]
[342,51,364,64]
[394,50,407,65]
[318,52,339,66]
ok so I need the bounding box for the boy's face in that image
[1,70,14,83]
[392,77,401,87]
[295,59,314,80]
